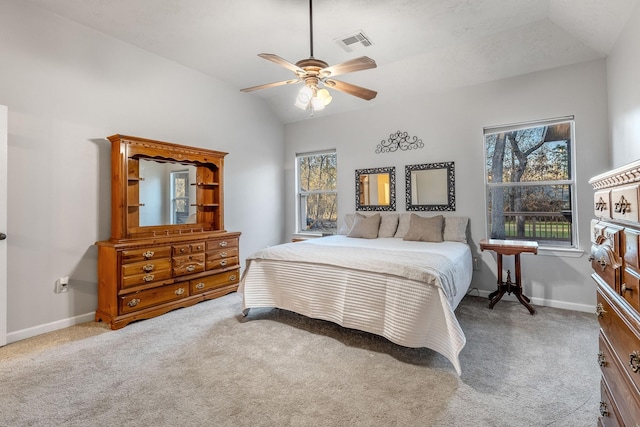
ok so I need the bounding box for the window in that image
[484,117,575,248]
[296,150,337,235]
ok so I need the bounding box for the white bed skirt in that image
[240,258,468,375]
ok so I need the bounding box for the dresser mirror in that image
[138,160,197,227]
[107,134,227,240]
[405,162,455,211]
[355,166,396,211]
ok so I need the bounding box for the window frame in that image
[483,116,578,250]
[295,149,338,236]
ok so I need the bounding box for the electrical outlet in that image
[472,257,480,271]
[54,276,69,293]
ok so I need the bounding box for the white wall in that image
[285,59,611,311]
[607,0,640,166]
[0,0,285,337]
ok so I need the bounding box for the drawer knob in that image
[175,287,185,296]
[220,260,228,266]
[229,274,237,281]
[143,274,155,282]
[143,264,155,272]
[186,265,196,272]
[180,248,186,253]
[219,241,228,247]
[127,298,140,307]
[630,351,640,373]
[220,252,228,258]
[599,401,609,417]
[597,351,606,367]
[195,282,205,290]
[595,197,607,211]
[142,251,155,259]
[595,303,607,318]
[614,195,631,214]
[622,283,633,294]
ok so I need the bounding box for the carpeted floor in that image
[0,293,599,426]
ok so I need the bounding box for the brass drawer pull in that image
[622,283,633,294]
[599,401,609,417]
[219,241,228,247]
[175,287,185,296]
[595,303,607,318]
[220,252,228,258]
[127,298,140,307]
[630,351,640,373]
[220,260,228,266]
[229,274,237,281]
[595,197,607,211]
[143,264,155,272]
[186,265,196,272]
[195,282,205,290]
[143,274,155,282]
[614,195,631,214]
[597,351,606,367]
[142,251,154,259]
[180,248,186,253]
[194,245,203,251]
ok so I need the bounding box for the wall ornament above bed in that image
[375,131,424,154]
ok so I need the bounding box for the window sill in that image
[537,246,585,258]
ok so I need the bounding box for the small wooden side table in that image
[479,239,538,315]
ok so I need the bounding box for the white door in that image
[0,105,7,346]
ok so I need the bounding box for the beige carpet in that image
[0,292,599,426]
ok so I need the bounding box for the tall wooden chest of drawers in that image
[590,160,640,425]
[96,135,241,329]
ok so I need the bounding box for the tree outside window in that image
[484,118,575,247]
[296,151,337,234]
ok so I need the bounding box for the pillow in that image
[338,213,357,235]
[394,213,412,238]
[378,213,399,238]
[444,217,469,243]
[403,214,444,242]
[347,213,381,239]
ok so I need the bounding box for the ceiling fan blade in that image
[325,79,377,100]
[258,53,305,75]
[240,79,300,93]
[319,57,377,78]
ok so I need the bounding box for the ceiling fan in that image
[240,0,377,112]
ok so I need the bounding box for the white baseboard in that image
[7,312,95,344]
[468,288,595,313]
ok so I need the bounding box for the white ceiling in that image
[24,0,637,124]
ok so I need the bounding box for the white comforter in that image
[240,235,473,375]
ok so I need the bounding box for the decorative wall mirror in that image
[405,162,455,211]
[355,166,396,211]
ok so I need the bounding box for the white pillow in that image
[444,217,469,243]
[378,213,399,238]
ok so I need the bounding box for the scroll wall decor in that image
[375,131,424,154]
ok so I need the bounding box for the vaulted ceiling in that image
[24,0,638,124]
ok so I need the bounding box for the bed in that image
[239,213,473,375]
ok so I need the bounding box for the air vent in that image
[335,31,373,52]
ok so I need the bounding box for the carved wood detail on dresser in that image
[589,160,640,426]
[95,135,241,329]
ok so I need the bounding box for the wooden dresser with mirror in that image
[96,134,240,329]
[589,160,640,426]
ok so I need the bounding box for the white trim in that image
[6,312,95,344]
[470,289,594,313]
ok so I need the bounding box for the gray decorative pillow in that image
[338,213,357,235]
[394,213,412,238]
[347,213,381,239]
[378,213,399,238]
[444,217,469,243]
[403,214,444,242]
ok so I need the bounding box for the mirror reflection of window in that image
[171,171,189,224]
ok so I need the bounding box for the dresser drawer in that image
[622,269,640,312]
[206,237,238,251]
[206,255,239,270]
[599,331,640,425]
[611,184,640,222]
[119,282,188,314]
[122,269,173,289]
[597,283,640,395]
[625,228,640,273]
[595,190,612,219]
[122,258,172,277]
[121,246,171,263]
[173,242,205,256]
[599,379,621,427]
[207,246,238,260]
[172,253,205,276]
[190,269,240,294]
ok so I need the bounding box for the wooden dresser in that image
[589,160,640,425]
[96,135,240,329]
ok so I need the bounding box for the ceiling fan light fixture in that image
[295,86,314,109]
[316,88,332,106]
